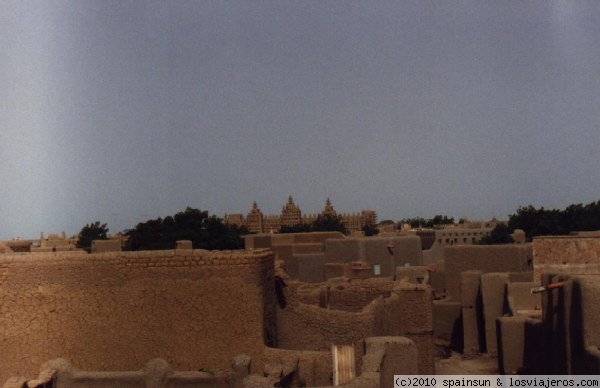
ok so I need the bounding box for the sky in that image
[2,1,600,240]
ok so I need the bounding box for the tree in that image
[508,201,600,241]
[430,215,455,227]
[311,214,348,234]
[362,223,379,236]
[280,223,312,233]
[508,205,566,240]
[398,215,455,229]
[478,224,514,245]
[125,207,247,251]
[398,217,428,229]
[77,221,109,252]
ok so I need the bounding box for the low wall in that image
[496,316,543,374]
[5,358,236,388]
[276,279,434,374]
[0,249,275,383]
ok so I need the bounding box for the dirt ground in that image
[435,352,499,375]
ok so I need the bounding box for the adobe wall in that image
[540,273,600,374]
[283,253,329,282]
[0,249,275,384]
[422,243,444,265]
[324,236,423,277]
[91,239,122,253]
[276,296,382,376]
[262,347,333,386]
[394,266,429,283]
[533,236,600,284]
[444,244,533,301]
[496,316,542,374]
[272,234,422,282]
[323,239,364,263]
[327,278,394,312]
[276,279,434,374]
[0,243,13,254]
[7,358,235,388]
[574,275,600,350]
[244,232,345,251]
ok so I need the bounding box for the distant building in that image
[225,196,377,234]
[31,232,81,252]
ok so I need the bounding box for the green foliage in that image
[362,223,379,236]
[125,207,248,250]
[280,223,313,233]
[398,215,455,229]
[478,224,514,245]
[279,214,348,234]
[397,217,428,229]
[311,214,348,234]
[508,200,600,240]
[77,221,109,252]
[431,215,455,226]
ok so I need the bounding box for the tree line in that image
[507,201,600,240]
[77,208,358,252]
[279,214,348,234]
[77,199,600,251]
[77,207,248,252]
[396,215,456,229]
[393,200,600,242]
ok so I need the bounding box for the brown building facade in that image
[226,197,377,234]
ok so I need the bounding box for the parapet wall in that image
[533,236,600,284]
[0,249,275,384]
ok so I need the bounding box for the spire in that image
[323,197,336,216]
[288,195,294,205]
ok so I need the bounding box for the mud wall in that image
[0,249,275,383]
[324,236,423,277]
[533,236,600,284]
[444,244,532,301]
[276,281,434,374]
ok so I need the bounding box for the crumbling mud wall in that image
[533,236,600,284]
[327,279,395,312]
[276,279,434,374]
[0,249,275,384]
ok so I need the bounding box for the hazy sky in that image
[2,1,600,239]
